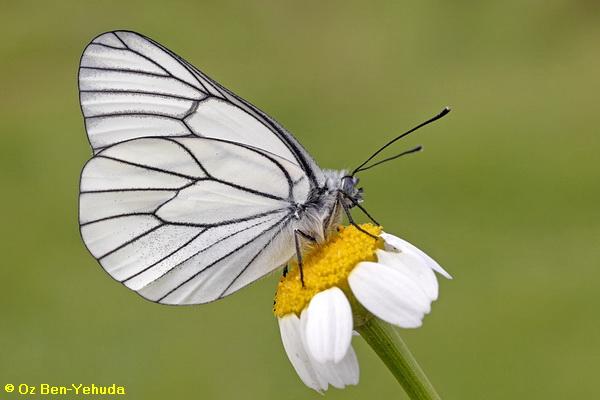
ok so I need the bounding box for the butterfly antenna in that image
[351,106,451,176]
[354,145,423,173]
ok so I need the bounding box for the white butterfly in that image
[78,31,448,305]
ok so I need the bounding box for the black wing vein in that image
[157,214,291,302]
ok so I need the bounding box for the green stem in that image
[357,318,441,400]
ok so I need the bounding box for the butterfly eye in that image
[341,175,356,192]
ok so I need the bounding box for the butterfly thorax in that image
[292,169,362,243]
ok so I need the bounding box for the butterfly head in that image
[320,169,363,208]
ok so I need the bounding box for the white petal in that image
[304,287,353,363]
[376,249,439,301]
[277,311,359,392]
[278,315,327,392]
[348,261,432,328]
[313,345,360,389]
[381,232,452,279]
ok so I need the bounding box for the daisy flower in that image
[274,224,451,392]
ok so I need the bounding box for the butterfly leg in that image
[338,192,379,240]
[294,229,317,287]
[340,191,381,226]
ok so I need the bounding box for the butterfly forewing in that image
[79,30,323,186]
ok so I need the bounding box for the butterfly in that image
[78,30,449,305]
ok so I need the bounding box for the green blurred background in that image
[1,1,599,399]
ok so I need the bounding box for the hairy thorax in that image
[291,169,363,243]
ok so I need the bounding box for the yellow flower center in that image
[274,224,383,317]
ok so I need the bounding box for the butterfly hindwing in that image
[79,136,310,304]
